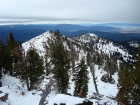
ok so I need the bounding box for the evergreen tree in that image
[73,59,89,98]
[104,56,118,76]
[86,52,91,66]
[6,33,15,50]
[14,47,44,91]
[5,33,15,75]
[46,30,70,94]
[69,44,76,73]
[0,39,6,78]
[0,33,23,78]
[117,45,140,105]
[5,33,23,76]
[44,50,51,76]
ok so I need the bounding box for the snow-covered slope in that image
[73,33,133,63]
[22,31,52,56]
[128,40,139,48]
[0,67,118,105]
[0,31,124,105]
[23,31,133,63]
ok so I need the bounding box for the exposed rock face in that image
[0,93,8,102]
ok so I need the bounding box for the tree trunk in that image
[27,78,30,91]
[71,60,75,73]
[74,86,77,96]
[39,78,56,105]
[90,64,99,95]
[88,51,99,95]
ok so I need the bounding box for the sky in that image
[0,0,140,25]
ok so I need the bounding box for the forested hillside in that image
[0,30,139,105]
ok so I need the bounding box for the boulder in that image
[0,91,3,94]
[83,100,93,105]
[101,74,115,84]
[0,93,8,102]
[32,92,36,95]
[76,99,93,105]
[60,103,66,105]
[20,91,25,96]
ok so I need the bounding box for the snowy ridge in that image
[22,32,132,62]
[73,33,133,62]
[22,31,52,56]
[74,33,98,43]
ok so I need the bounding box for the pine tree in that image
[15,47,44,91]
[86,52,91,66]
[5,33,15,75]
[0,39,6,78]
[44,48,51,76]
[70,45,76,73]
[6,33,15,50]
[117,45,140,105]
[73,59,89,98]
[46,30,70,94]
[5,33,23,76]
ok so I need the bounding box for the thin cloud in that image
[0,0,140,24]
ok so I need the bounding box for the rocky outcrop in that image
[0,93,8,102]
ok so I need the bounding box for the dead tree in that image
[39,78,56,105]
[88,51,99,95]
[90,63,99,95]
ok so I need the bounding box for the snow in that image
[23,31,132,62]
[0,67,118,105]
[0,75,40,105]
[0,92,5,98]
[128,41,139,48]
[22,31,52,56]
[73,33,132,62]
[48,94,85,105]
[87,65,118,98]
[0,31,120,105]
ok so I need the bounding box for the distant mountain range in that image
[0,24,140,43]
